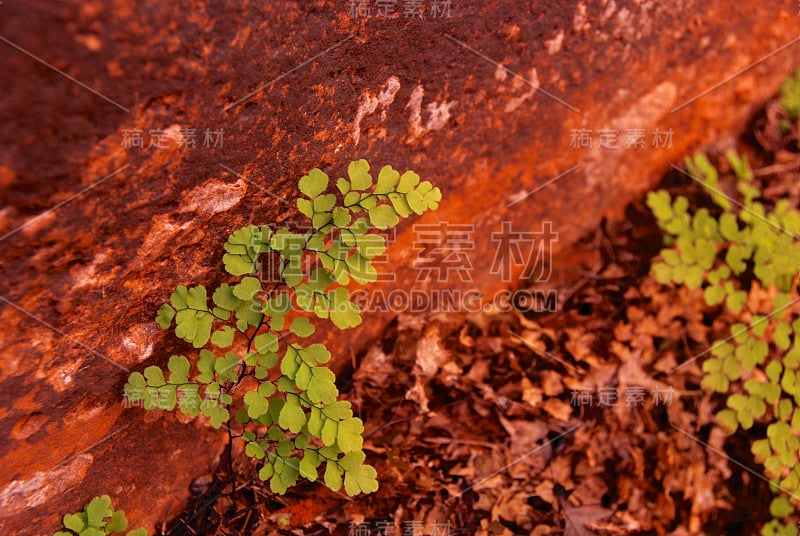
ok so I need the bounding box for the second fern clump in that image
[648,151,800,535]
[780,67,800,122]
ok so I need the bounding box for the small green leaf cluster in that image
[124,160,441,496]
[649,151,800,307]
[647,151,800,534]
[53,496,146,536]
[780,67,800,121]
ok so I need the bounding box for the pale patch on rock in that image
[0,326,54,382]
[613,7,636,41]
[122,322,159,363]
[505,68,540,113]
[11,412,48,440]
[0,454,92,516]
[140,214,191,255]
[72,403,105,424]
[573,2,589,31]
[581,81,677,189]
[602,0,618,23]
[405,85,456,143]
[494,63,508,82]
[178,179,246,215]
[0,206,17,238]
[163,124,184,146]
[0,164,16,190]
[596,0,656,44]
[76,34,102,51]
[545,30,565,55]
[353,75,401,146]
[15,211,56,240]
[613,81,677,130]
[44,357,84,393]
[71,252,111,290]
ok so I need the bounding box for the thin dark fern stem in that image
[226,422,236,504]
[245,315,267,354]
[241,278,284,381]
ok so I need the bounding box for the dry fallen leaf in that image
[543,398,572,421]
[561,500,612,536]
[405,324,450,412]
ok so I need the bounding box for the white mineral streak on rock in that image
[505,68,540,113]
[406,85,456,143]
[0,454,93,516]
[71,252,111,290]
[545,29,565,55]
[179,179,246,215]
[122,322,159,363]
[573,2,588,31]
[45,357,84,392]
[353,75,401,146]
[582,82,677,188]
[494,63,508,81]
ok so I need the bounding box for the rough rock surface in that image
[1,0,798,532]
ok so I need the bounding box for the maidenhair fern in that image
[780,67,800,121]
[648,151,800,535]
[124,160,441,496]
[53,496,146,536]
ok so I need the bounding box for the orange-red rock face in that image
[1,0,798,532]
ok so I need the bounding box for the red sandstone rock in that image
[1,0,798,532]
